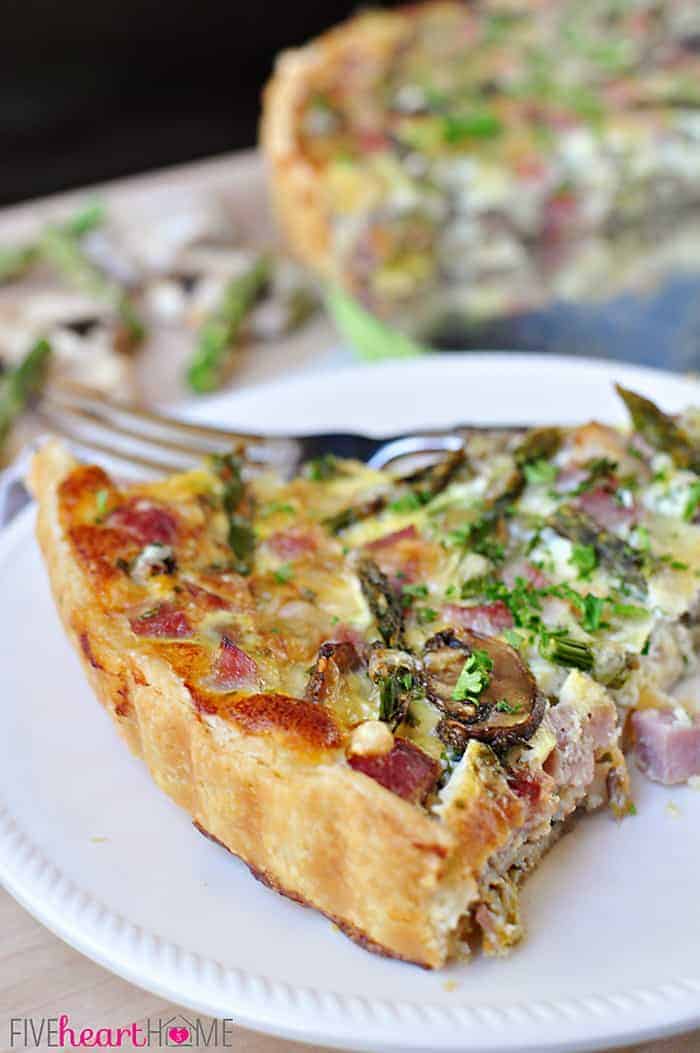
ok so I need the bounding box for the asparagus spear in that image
[0,201,105,286]
[0,245,38,284]
[356,557,405,648]
[550,506,649,592]
[616,384,700,472]
[186,255,271,394]
[514,426,562,467]
[0,339,52,449]
[540,634,594,671]
[374,661,418,728]
[323,494,386,534]
[39,224,144,350]
[210,452,256,574]
[62,201,105,238]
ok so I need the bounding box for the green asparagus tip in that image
[63,200,105,238]
[185,255,271,394]
[542,634,594,671]
[0,338,52,447]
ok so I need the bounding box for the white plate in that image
[2,353,700,1053]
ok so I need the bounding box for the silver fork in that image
[32,379,524,479]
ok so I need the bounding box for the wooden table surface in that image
[0,152,698,1053]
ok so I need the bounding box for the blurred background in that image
[2,0,700,374]
[0,0,382,207]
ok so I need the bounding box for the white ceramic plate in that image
[2,354,700,1053]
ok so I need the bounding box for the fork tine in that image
[43,395,219,461]
[36,409,193,475]
[47,379,302,471]
[50,379,265,450]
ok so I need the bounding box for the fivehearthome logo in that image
[9,1013,236,1048]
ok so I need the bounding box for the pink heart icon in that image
[168,1027,190,1045]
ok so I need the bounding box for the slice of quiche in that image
[29,386,700,967]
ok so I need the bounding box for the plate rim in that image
[182,350,700,431]
[3,354,700,1053]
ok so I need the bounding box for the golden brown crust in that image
[260,45,334,275]
[28,440,544,968]
[193,820,433,967]
[260,10,406,278]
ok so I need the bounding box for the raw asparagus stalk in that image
[39,225,144,349]
[0,339,52,448]
[0,201,105,286]
[0,245,38,284]
[186,255,271,394]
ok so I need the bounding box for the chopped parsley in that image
[260,501,295,518]
[389,491,430,514]
[452,648,493,701]
[305,453,340,482]
[633,525,651,551]
[450,517,505,563]
[273,563,294,584]
[684,480,700,522]
[503,628,525,649]
[416,606,438,625]
[524,459,557,486]
[443,111,503,143]
[609,602,647,621]
[401,582,429,601]
[495,699,522,714]
[569,543,597,579]
[582,593,605,632]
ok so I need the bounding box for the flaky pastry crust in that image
[29,440,533,968]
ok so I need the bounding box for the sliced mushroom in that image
[423,627,544,748]
[305,640,363,705]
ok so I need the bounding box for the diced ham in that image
[554,466,589,495]
[578,486,636,529]
[366,525,424,589]
[183,580,230,611]
[348,738,439,803]
[506,768,543,806]
[544,695,617,789]
[365,525,418,551]
[502,559,547,590]
[212,636,258,690]
[356,128,389,153]
[632,708,700,785]
[543,189,578,242]
[129,603,192,638]
[330,624,367,653]
[443,601,514,636]
[108,499,177,545]
[266,528,318,560]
